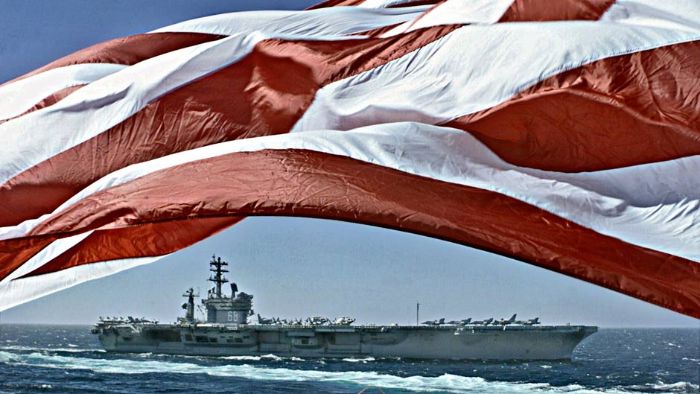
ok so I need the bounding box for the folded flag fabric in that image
[1,0,698,317]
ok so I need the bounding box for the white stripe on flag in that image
[359,0,430,8]
[381,0,513,36]
[0,63,126,121]
[601,0,700,32]
[0,254,164,312]
[153,6,430,36]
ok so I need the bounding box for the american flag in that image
[1,0,698,317]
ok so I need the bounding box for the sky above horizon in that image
[0,0,697,328]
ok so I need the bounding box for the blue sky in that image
[1,0,697,327]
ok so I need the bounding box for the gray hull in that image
[95,323,596,360]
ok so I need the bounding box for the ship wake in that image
[1,350,684,393]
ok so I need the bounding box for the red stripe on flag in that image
[446,40,700,172]
[22,217,240,277]
[499,0,615,22]
[15,149,700,317]
[0,236,56,281]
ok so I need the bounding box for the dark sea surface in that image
[0,325,697,393]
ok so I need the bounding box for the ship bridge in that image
[202,255,252,324]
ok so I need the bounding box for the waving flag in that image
[1,0,699,317]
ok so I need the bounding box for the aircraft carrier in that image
[92,256,597,360]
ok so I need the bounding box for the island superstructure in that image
[92,256,597,360]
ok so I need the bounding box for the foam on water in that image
[639,381,700,391]
[0,345,102,353]
[342,357,375,363]
[221,354,283,362]
[0,351,11,363]
[0,350,635,393]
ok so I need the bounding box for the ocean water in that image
[0,326,697,393]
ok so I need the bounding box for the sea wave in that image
[221,354,283,362]
[0,351,12,364]
[0,345,102,353]
[0,350,636,393]
[629,381,700,392]
[342,357,375,363]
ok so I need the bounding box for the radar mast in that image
[208,255,229,298]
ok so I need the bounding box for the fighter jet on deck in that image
[470,318,494,326]
[333,317,356,326]
[257,314,274,325]
[496,314,517,326]
[421,318,446,326]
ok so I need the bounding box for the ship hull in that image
[95,324,596,360]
